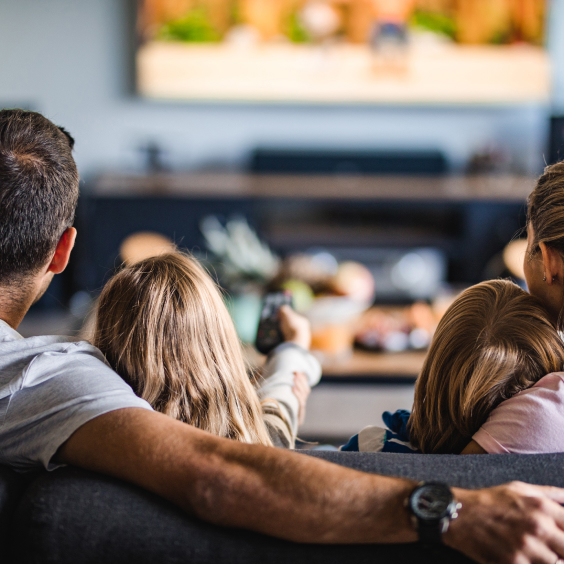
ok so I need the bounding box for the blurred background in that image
[2,0,564,444]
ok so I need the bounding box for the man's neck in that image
[0,303,31,330]
[0,278,37,329]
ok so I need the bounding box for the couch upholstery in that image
[5,451,564,564]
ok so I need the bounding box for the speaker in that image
[250,149,448,175]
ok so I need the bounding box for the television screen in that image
[136,0,549,104]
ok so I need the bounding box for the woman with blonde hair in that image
[91,251,321,448]
[344,161,564,455]
[461,160,564,455]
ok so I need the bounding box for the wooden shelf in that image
[245,346,425,383]
[320,350,425,382]
[94,173,535,203]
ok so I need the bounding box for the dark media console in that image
[72,173,531,304]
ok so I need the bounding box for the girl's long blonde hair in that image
[409,279,564,454]
[92,252,285,447]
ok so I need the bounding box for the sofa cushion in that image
[0,466,34,547]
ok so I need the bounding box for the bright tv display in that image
[137,0,549,104]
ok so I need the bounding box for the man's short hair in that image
[0,109,79,283]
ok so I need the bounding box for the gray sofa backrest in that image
[4,451,564,564]
[306,451,564,488]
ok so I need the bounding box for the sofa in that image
[4,450,564,564]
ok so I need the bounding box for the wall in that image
[549,0,564,112]
[0,0,557,180]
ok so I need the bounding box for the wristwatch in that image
[406,482,462,544]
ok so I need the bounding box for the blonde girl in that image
[342,279,564,454]
[409,279,564,454]
[92,252,321,448]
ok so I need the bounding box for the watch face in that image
[411,484,454,521]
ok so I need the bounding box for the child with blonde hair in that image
[342,279,564,454]
[92,252,321,448]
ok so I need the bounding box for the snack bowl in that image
[305,296,371,365]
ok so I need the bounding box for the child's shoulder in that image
[475,372,564,454]
[531,372,564,391]
[491,373,564,414]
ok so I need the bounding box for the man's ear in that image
[539,241,564,284]
[47,228,77,275]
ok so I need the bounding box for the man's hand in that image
[292,371,311,426]
[278,305,311,350]
[447,482,564,564]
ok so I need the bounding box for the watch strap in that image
[417,519,444,544]
[408,482,457,544]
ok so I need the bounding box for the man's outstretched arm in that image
[57,408,564,564]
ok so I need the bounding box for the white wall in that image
[549,0,564,112]
[0,0,555,180]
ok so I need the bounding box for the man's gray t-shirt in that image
[0,320,152,472]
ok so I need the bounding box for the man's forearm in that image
[188,436,417,543]
[57,408,564,564]
[57,408,417,544]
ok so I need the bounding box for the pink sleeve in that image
[472,373,564,454]
[472,427,509,454]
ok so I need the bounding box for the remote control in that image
[255,292,293,355]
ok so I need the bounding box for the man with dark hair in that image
[1,109,564,564]
[0,110,78,320]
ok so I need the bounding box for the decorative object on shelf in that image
[201,215,376,355]
[354,286,462,354]
[119,232,175,265]
[355,303,435,353]
[201,215,280,285]
[272,251,376,363]
[503,239,527,281]
[201,216,280,343]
